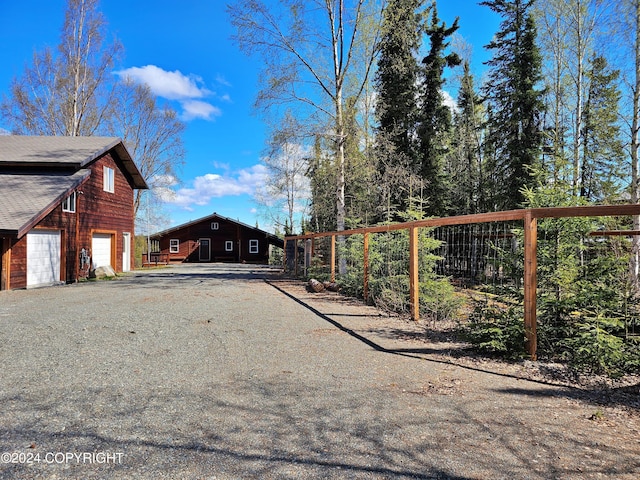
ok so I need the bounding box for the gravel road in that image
[0,263,639,479]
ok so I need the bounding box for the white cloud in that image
[115,64,222,121]
[180,100,222,121]
[212,161,231,170]
[163,165,268,210]
[115,65,210,100]
[215,74,232,87]
[150,174,179,188]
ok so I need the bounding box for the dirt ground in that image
[1,264,639,479]
[271,277,640,437]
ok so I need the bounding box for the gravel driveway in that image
[0,263,639,479]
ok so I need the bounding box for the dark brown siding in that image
[10,236,26,289]
[7,151,136,288]
[155,216,270,264]
[76,153,135,275]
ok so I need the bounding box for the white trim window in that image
[249,239,259,254]
[211,222,219,230]
[103,166,115,193]
[225,241,233,252]
[62,191,76,213]
[170,239,180,253]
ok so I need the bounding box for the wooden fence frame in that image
[284,204,640,360]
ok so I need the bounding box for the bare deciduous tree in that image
[106,78,186,218]
[228,0,383,272]
[0,0,186,232]
[1,0,122,136]
[617,0,640,292]
[255,114,311,235]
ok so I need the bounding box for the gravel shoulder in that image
[0,264,639,479]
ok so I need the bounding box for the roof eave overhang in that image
[111,141,149,190]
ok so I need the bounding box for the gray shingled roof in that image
[0,136,148,238]
[0,170,90,237]
[0,136,120,166]
[0,136,148,189]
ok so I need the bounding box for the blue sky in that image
[0,1,499,233]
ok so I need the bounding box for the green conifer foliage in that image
[482,0,544,210]
[581,55,625,203]
[450,62,485,215]
[374,0,424,217]
[417,2,461,216]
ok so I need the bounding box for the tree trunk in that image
[631,0,640,293]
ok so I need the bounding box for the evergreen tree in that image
[308,135,336,234]
[374,0,424,217]
[450,61,485,214]
[344,97,378,227]
[581,55,624,202]
[481,0,544,210]
[417,2,461,216]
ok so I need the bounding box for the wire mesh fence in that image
[284,205,640,363]
[432,222,521,291]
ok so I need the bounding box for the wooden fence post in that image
[331,235,336,282]
[524,211,538,360]
[294,239,299,277]
[363,232,369,301]
[283,238,287,272]
[409,226,419,321]
[304,239,311,275]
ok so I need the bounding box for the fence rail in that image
[284,204,640,360]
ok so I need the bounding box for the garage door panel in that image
[92,233,112,269]
[27,230,61,287]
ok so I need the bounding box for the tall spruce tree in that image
[374,0,424,217]
[450,61,484,214]
[581,55,624,202]
[417,2,460,216]
[481,0,544,210]
[343,97,377,227]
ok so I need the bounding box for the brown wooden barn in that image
[147,213,283,264]
[0,136,148,290]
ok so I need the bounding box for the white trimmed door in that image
[122,233,131,272]
[27,229,61,287]
[92,233,112,269]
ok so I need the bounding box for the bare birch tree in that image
[105,78,186,218]
[535,0,614,195]
[228,0,383,272]
[0,0,122,135]
[617,0,640,292]
[255,113,311,234]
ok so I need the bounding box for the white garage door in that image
[92,233,112,269]
[27,229,61,287]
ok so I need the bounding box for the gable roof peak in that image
[0,135,147,189]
